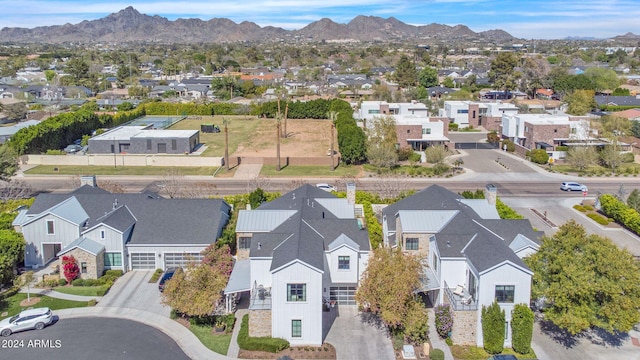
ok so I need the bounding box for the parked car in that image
[63,144,83,153]
[159,267,178,292]
[560,182,587,192]
[0,307,54,337]
[316,183,337,192]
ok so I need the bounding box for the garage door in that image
[164,253,203,269]
[329,286,357,305]
[131,253,156,269]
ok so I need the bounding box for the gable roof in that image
[397,210,458,233]
[57,237,105,256]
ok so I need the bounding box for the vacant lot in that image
[168,116,336,158]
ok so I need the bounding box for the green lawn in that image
[25,165,217,176]
[0,292,89,320]
[450,345,536,360]
[53,285,107,297]
[168,115,262,157]
[261,164,361,177]
[190,324,232,355]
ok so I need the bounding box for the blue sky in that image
[0,0,637,39]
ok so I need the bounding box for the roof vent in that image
[447,241,451,247]
[257,242,262,250]
[113,198,118,210]
[292,193,296,200]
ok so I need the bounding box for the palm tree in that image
[327,111,339,171]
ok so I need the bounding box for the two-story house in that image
[382,184,543,348]
[224,184,370,346]
[13,177,230,277]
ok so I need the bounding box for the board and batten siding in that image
[23,215,81,266]
[83,225,126,253]
[271,262,323,346]
[324,246,360,284]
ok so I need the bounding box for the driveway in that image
[324,305,395,360]
[98,270,171,316]
[0,317,190,360]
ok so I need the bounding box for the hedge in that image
[237,314,289,353]
[587,213,609,225]
[573,205,586,212]
[430,349,445,360]
[599,194,640,234]
[511,303,534,354]
[482,302,505,354]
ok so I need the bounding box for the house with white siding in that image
[12,177,230,275]
[381,184,543,348]
[224,184,370,346]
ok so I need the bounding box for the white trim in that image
[46,219,55,235]
[291,318,303,339]
[271,259,323,275]
[480,260,533,276]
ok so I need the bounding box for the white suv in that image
[316,183,337,192]
[0,307,54,337]
[560,182,587,192]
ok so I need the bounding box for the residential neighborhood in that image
[1,4,640,360]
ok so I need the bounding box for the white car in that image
[560,182,587,192]
[0,307,54,337]
[316,183,337,192]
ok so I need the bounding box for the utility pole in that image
[331,123,335,171]
[276,115,281,171]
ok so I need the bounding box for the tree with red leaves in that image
[62,255,79,284]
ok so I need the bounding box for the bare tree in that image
[369,175,411,200]
[0,180,33,201]
[181,182,218,199]
[98,180,126,193]
[158,168,185,199]
[284,178,308,193]
[245,175,272,194]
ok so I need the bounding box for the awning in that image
[224,259,251,294]
[535,141,553,149]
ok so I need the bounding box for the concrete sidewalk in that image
[427,309,454,360]
[19,287,100,302]
[226,309,247,358]
[232,163,263,180]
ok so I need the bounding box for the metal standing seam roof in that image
[224,259,251,294]
[236,210,297,232]
[397,210,459,233]
[57,237,105,257]
[457,199,500,219]
[26,196,89,226]
[509,233,540,253]
[314,198,355,219]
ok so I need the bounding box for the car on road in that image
[560,182,587,192]
[63,144,83,153]
[0,307,54,337]
[316,183,337,192]
[158,267,178,292]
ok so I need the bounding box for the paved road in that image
[0,317,190,360]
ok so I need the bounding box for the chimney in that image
[80,175,97,187]
[485,183,497,206]
[346,182,356,205]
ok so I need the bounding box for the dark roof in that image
[384,184,539,273]
[27,187,231,245]
[248,184,369,273]
[594,95,640,107]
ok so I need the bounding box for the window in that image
[422,128,431,135]
[104,252,122,267]
[239,237,251,250]
[291,320,302,338]
[407,129,411,133]
[432,253,438,273]
[368,109,380,114]
[46,220,55,235]
[81,262,87,273]
[405,237,419,250]
[287,284,306,302]
[457,109,468,114]
[100,230,105,239]
[495,285,515,303]
[147,139,152,150]
[338,256,350,270]
[171,139,177,150]
[110,144,115,153]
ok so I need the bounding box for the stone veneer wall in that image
[451,310,477,345]
[249,309,272,337]
[62,248,103,279]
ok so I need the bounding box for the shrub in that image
[72,278,85,286]
[482,301,505,354]
[104,269,124,277]
[429,348,445,360]
[501,139,515,152]
[445,337,453,346]
[46,149,66,155]
[88,299,97,306]
[621,152,635,163]
[58,278,68,286]
[583,205,593,211]
[434,304,454,338]
[573,205,586,212]
[392,331,404,350]
[237,314,289,352]
[62,255,80,283]
[528,149,550,164]
[511,303,534,354]
[448,123,459,131]
[587,213,609,225]
[96,285,111,296]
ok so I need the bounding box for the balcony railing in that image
[443,281,478,311]
[249,284,272,310]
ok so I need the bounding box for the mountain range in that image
[0,6,518,44]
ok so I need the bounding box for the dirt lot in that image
[232,118,337,158]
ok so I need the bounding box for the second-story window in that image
[405,237,419,250]
[46,220,55,235]
[239,237,251,250]
[338,256,350,270]
[287,283,306,302]
[495,285,515,303]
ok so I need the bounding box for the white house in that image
[440,101,518,128]
[224,184,370,346]
[381,184,543,347]
[354,100,429,123]
[13,177,230,274]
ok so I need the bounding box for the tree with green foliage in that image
[566,146,598,172]
[65,57,90,82]
[525,220,640,335]
[481,301,505,354]
[355,247,427,341]
[44,69,56,83]
[3,102,27,122]
[366,115,398,168]
[511,303,534,354]
[627,189,640,213]
[565,90,596,115]
[418,66,438,88]
[488,52,521,94]
[599,140,623,173]
[600,115,631,137]
[248,188,267,209]
[631,121,640,138]
[528,149,549,164]
[0,229,25,285]
[394,55,417,88]
[0,145,18,182]
[584,67,621,93]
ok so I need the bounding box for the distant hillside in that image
[0,6,519,44]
